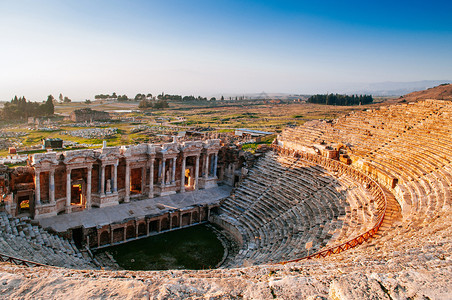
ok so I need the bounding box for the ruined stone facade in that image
[0,139,223,219]
[69,108,111,122]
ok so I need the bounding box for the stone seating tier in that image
[219,151,379,267]
[0,212,95,269]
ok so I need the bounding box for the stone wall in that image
[69,108,111,122]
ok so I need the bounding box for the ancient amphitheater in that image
[1,99,451,299]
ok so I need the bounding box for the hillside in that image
[399,83,452,102]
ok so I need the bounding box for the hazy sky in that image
[1,0,451,101]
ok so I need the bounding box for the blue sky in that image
[0,0,451,101]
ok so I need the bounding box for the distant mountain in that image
[348,80,451,96]
[398,83,452,102]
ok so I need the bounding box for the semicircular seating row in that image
[0,212,96,269]
[219,151,380,267]
[278,99,452,228]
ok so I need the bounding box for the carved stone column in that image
[66,168,71,213]
[141,166,146,194]
[34,170,41,205]
[195,155,200,190]
[148,158,154,198]
[213,153,218,177]
[180,156,186,193]
[49,169,55,204]
[161,158,166,187]
[100,164,105,196]
[86,166,92,209]
[113,163,118,193]
[158,159,162,183]
[171,157,176,183]
[125,161,130,203]
[204,154,209,179]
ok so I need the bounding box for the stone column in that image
[141,166,146,194]
[49,169,55,204]
[161,158,166,187]
[34,170,41,205]
[213,153,218,177]
[135,221,139,237]
[171,157,176,183]
[204,153,209,179]
[113,163,118,193]
[158,159,162,183]
[86,166,92,209]
[66,168,71,213]
[180,156,186,193]
[125,161,130,202]
[148,159,154,198]
[100,164,105,196]
[195,155,200,190]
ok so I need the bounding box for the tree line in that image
[138,99,169,109]
[1,95,55,121]
[94,92,219,102]
[94,93,128,101]
[307,94,373,106]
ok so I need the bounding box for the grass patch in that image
[95,224,224,270]
[5,161,27,167]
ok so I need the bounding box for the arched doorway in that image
[99,231,110,246]
[126,225,135,239]
[138,223,146,236]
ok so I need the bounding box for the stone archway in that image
[161,217,169,231]
[182,213,191,226]
[138,223,146,236]
[171,215,178,228]
[126,225,135,239]
[99,231,110,246]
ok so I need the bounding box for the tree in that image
[153,100,169,109]
[85,99,92,104]
[0,95,55,121]
[135,93,146,101]
[117,94,128,101]
[59,93,63,102]
[63,96,71,103]
[44,95,55,115]
[307,94,373,106]
[221,96,224,101]
[138,99,152,109]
